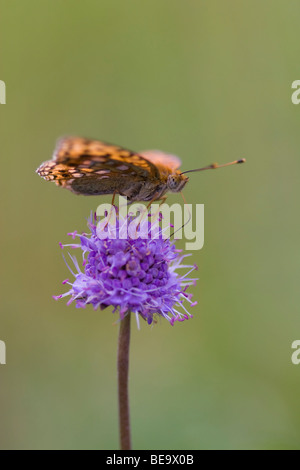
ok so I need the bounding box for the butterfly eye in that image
[167,174,188,193]
[167,175,180,191]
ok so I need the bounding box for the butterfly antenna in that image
[181,158,246,175]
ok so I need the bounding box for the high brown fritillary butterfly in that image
[36,136,245,202]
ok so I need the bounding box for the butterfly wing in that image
[37,137,160,180]
[139,150,182,172]
[36,137,162,196]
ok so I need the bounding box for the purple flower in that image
[54,211,198,326]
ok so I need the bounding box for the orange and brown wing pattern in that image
[36,137,160,184]
[139,150,182,180]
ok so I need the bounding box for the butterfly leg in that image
[143,195,168,230]
[145,193,168,211]
[133,193,167,236]
[156,195,168,207]
[104,190,119,229]
[111,190,118,207]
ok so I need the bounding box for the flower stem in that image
[117,313,131,450]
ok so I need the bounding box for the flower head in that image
[54,210,198,326]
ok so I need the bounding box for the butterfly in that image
[36,136,245,202]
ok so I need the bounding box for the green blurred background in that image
[0,0,299,450]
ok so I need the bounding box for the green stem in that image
[117,313,131,450]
